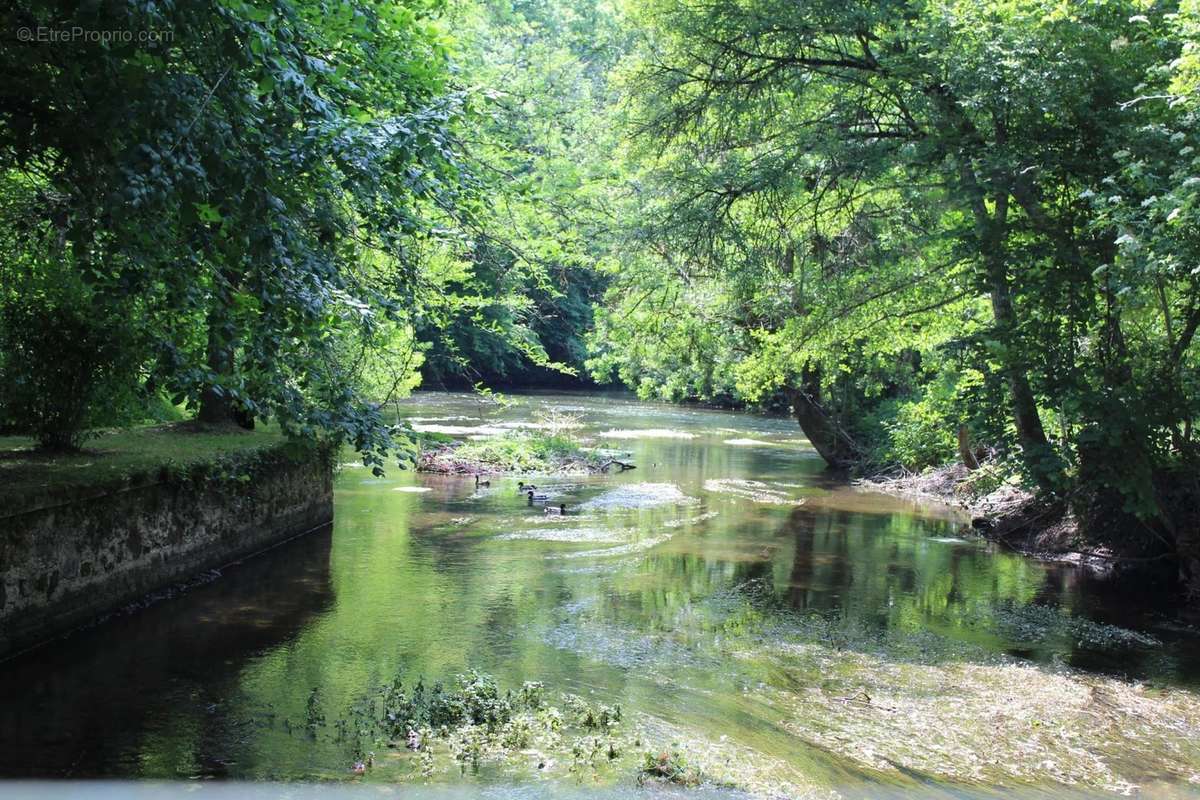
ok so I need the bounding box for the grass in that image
[0,422,287,516]
[417,430,606,474]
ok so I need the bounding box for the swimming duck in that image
[527,490,550,503]
[517,481,538,492]
[475,474,490,487]
[544,504,571,515]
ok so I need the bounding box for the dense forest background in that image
[2,0,1200,589]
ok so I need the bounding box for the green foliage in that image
[0,269,141,450]
[869,401,957,475]
[415,0,625,387]
[424,429,593,473]
[3,0,1200,566]
[857,367,987,473]
[586,0,1200,546]
[0,0,541,468]
[336,669,635,780]
[380,671,530,736]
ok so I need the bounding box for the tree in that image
[600,0,1162,478]
[2,0,477,465]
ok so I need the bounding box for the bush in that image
[859,370,963,472]
[0,295,139,450]
[882,397,958,472]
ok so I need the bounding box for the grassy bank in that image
[0,423,290,516]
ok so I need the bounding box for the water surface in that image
[2,391,1199,797]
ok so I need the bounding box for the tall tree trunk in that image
[957,425,980,471]
[787,364,860,468]
[987,257,1050,455]
[197,303,234,425]
[926,85,1059,489]
[972,188,1057,489]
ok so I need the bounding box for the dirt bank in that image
[856,463,1119,573]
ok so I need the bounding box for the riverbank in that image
[0,423,286,516]
[0,423,334,658]
[856,463,1109,569]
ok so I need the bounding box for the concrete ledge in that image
[0,442,334,659]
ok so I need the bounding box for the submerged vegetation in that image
[305,668,642,783]
[539,578,1200,795]
[246,574,1200,796]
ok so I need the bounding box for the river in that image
[1,391,1199,798]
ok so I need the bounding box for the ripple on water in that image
[581,483,698,511]
[595,429,697,440]
[703,479,805,505]
[411,423,509,435]
[555,533,673,559]
[494,526,629,544]
[663,511,719,528]
[542,616,715,671]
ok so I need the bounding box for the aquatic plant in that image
[417,430,607,475]
[333,669,645,781]
[637,748,703,787]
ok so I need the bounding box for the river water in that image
[2,391,1199,798]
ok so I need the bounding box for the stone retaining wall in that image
[0,444,334,658]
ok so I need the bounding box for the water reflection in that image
[0,391,1198,796]
[0,525,334,777]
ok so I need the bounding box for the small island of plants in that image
[415,409,634,476]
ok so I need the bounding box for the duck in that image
[544,504,572,515]
[475,474,490,487]
[527,490,550,503]
[517,481,538,492]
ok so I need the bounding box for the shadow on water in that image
[0,525,335,777]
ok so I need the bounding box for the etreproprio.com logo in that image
[17,26,174,44]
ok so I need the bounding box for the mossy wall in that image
[0,442,334,658]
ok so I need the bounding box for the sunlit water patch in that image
[580,482,698,511]
[494,527,629,544]
[596,429,697,440]
[703,479,805,505]
[663,511,720,528]
[411,423,510,436]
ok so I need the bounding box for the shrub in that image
[0,294,139,450]
[858,368,966,472]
